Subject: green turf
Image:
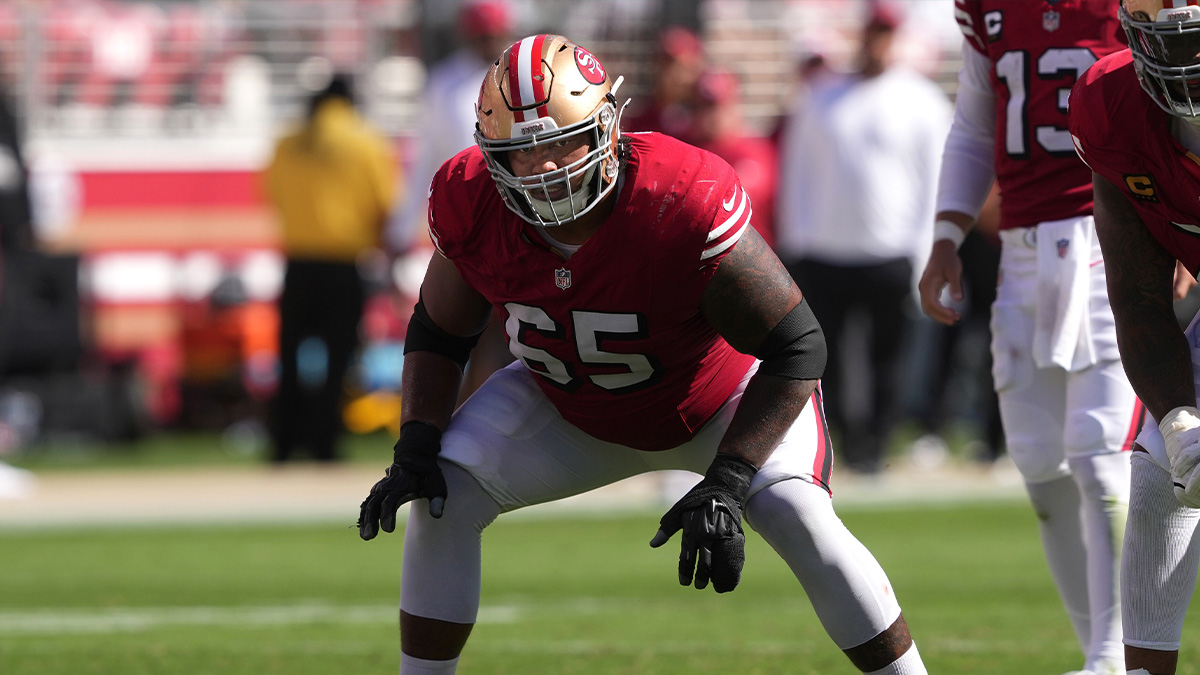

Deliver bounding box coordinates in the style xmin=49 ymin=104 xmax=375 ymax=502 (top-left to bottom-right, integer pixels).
xmin=7 ymin=431 xmax=395 ymax=472
xmin=3 ymin=502 xmax=1198 ymax=674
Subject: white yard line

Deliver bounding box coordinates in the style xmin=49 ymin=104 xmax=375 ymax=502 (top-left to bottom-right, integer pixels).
xmin=0 ymin=604 xmax=519 ymax=635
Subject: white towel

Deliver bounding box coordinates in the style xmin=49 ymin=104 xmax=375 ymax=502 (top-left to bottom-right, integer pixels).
xmin=1032 ymin=217 xmax=1096 ymax=371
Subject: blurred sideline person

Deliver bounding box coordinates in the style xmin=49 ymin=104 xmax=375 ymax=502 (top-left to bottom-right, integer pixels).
xmin=775 ymin=2 xmax=952 ymax=473
xmin=689 ymin=68 xmax=779 ymax=248
xmin=0 ymin=72 xmax=37 ymax=496
xmin=358 ymin=34 xmax=927 ymax=675
xmin=0 ymin=72 xmax=32 ymax=259
xmin=621 ymin=26 xmax=705 ymax=143
xmin=769 ymin=49 xmax=831 ymax=149
xmin=389 ymin=0 xmax=516 ymax=405
xmin=1069 ymin=1 xmax=1200 ymax=673
xmin=263 ymin=74 xmax=397 ymax=463
xmin=919 ymin=3 xmax=1137 ymax=673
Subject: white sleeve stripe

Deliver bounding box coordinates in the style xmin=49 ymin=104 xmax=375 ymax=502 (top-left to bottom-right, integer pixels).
xmin=427 ymin=226 xmax=445 ymax=256
xmin=955 ymin=8 xmax=975 ymax=37
xmin=701 ymin=221 xmax=749 ymax=261
xmin=707 ymin=189 xmax=749 ymax=242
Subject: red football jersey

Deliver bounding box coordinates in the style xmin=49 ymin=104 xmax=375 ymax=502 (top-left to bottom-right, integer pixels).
xmin=1069 ymin=51 xmax=1200 ymax=274
xmin=956 ymin=0 xmax=1125 ymax=229
xmin=426 ymin=132 xmax=757 ymax=451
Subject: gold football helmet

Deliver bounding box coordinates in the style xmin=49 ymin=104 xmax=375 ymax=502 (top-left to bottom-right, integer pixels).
xmin=474 ymin=34 xmax=626 ymax=226
xmin=1122 ymin=0 xmax=1200 ymax=117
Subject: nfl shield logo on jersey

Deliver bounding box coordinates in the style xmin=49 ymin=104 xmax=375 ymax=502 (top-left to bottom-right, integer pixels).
xmin=555 ymin=267 xmax=572 ymax=290
xmin=1056 ymin=239 xmax=1070 ymax=258
xmin=1043 ymin=9 xmax=1060 ymax=32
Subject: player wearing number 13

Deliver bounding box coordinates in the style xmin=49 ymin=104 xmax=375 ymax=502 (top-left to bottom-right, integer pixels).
xmin=918 ymin=2 xmax=1137 ymax=673
xmin=357 ymin=34 xmax=927 ymax=674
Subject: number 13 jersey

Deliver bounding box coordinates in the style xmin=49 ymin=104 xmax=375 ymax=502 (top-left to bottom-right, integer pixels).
xmin=426 ymin=132 xmax=757 ymax=451
xmin=955 ymin=0 xmax=1125 ymax=229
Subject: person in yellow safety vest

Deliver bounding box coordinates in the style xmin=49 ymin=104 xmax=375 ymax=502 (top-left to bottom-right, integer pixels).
xmin=263 ymin=73 xmax=398 ymax=463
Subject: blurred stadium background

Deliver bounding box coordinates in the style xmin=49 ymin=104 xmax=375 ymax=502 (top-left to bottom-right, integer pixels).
xmin=0 ymin=0 xmax=966 ymax=460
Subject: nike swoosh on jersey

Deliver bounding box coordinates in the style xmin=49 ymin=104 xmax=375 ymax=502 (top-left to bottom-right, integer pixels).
xmin=722 ymin=189 xmax=737 ymax=211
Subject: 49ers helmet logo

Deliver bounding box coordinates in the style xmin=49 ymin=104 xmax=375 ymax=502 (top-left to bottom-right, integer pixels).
xmin=574 ymin=46 xmax=606 ymax=85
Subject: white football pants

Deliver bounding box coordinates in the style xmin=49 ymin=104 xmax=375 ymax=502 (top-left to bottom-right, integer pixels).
xmin=401 ymin=361 xmax=902 ymax=652
xmin=992 ymin=221 xmax=1139 ymax=669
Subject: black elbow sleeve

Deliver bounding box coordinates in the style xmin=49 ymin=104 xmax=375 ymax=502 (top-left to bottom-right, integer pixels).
xmin=751 ymin=298 xmax=827 ymax=380
xmin=403 ymin=297 xmax=485 ymax=370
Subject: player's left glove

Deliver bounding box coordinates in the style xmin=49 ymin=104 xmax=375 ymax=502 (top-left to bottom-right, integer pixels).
xmin=649 ymin=453 xmax=757 ymax=593
xmin=1160 ymin=406 xmax=1200 ymax=509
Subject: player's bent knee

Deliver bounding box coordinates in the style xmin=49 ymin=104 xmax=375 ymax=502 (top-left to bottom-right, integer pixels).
xmin=1067 ymin=451 xmax=1130 ymax=501
xmin=1007 ymin=443 xmax=1070 ymax=484
xmin=411 ymin=461 xmax=500 ymax=534
xmin=744 ymin=477 xmax=828 ymax=540
xmin=746 ymin=478 xmax=902 ymax=649
xmin=401 ymin=463 xmax=501 ymax=626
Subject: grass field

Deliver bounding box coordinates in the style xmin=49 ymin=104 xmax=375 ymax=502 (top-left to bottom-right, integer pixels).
xmin=4 ymin=497 xmax=1199 ymax=674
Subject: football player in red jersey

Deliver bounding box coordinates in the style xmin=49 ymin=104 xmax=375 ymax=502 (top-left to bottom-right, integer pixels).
xmin=357 ymin=34 xmax=927 ymax=674
xmin=1069 ymin=1 xmax=1200 ymax=673
xmin=918 ymin=3 xmax=1139 ymax=673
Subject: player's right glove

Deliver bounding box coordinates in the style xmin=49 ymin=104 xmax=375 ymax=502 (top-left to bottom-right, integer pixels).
xmin=1160 ymin=406 xmax=1200 ymax=509
xmin=649 ymin=453 xmax=757 ymax=593
xmin=358 ymin=421 xmax=447 ymax=540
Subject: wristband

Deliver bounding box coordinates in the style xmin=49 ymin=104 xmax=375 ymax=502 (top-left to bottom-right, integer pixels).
xmin=393 ymin=420 xmax=443 ymax=462
xmin=933 ymin=219 xmax=968 ymax=249
xmin=706 ymin=454 xmax=758 ymax=504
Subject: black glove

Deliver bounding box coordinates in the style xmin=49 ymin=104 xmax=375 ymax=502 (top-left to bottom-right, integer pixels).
xmin=358 ymin=421 xmax=447 ymax=541
xmin=649 ymin=454 xmax=757 ymax=593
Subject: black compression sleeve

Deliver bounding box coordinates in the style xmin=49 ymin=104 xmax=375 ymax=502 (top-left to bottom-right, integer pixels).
xmin=751 ymin=298 xmax=827 ymax=380
xmin=403 ymin=297 xmax=485 ymax=369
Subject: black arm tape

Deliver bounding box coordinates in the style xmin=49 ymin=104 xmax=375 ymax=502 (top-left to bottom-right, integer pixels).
xmin=403 ymin=297 xmax=484 ymax=370
xmin=751 ymin=298 xmax=827 ymax=380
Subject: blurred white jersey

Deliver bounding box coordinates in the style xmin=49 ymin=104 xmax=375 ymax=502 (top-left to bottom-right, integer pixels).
xmin=386 ymin=49 xmax=493 ymax=252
